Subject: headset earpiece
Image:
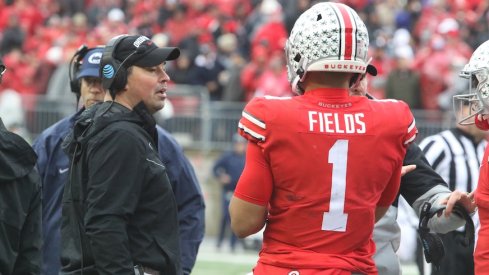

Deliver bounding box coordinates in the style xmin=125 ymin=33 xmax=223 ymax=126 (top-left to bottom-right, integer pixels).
xmin=418 ymin=202 xmax=475 ymax=270
xmin=69 ymin=45 xmax=89 ymax=96
xmin=101 ymin=35 xmax=127 ymax=97
xmin=418 ymin=202 xmax=445 ymax=269
xmin=101 ymin=34 xmax=149 ymax=98
xmin=418 ymin=223 xmax=445 ymax=267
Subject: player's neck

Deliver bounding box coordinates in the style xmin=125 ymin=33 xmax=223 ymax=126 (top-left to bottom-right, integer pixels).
xmin=303 ymin=72 xmax=352 ymax=92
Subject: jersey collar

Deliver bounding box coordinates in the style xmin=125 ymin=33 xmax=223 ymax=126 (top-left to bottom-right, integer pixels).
xmin=304 ymin=88 xmax=350 ymax=99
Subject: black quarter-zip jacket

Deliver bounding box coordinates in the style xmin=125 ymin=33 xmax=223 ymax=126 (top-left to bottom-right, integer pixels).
xmin=60 ymin=102 xmax=181 ymax=274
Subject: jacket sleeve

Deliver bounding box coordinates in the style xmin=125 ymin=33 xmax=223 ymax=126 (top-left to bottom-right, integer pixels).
xmin=13 ymin=170 xmax=42 ymax=275
xmin=400 ymin=143 xmax=465 ymax=233
xmin=399 ymin=142 xmax=448 ymax=206
xmin=84 ymin=131 xmax=145 ymax=274
xmin=32 ymin=136 xmax=48 ymax=187
xmin=157 ymin=128 xmax=205 ymax=275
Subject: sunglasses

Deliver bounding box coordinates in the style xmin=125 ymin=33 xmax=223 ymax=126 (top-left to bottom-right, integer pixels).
xmin=0 ymin=65 xmax=5 ymax=76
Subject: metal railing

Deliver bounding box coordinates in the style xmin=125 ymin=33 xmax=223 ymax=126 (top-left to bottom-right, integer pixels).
xmin=5 ymin=85 xmax=455 ymax=151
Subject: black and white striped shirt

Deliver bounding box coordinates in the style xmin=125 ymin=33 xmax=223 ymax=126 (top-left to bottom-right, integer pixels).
xmin=419 ymin=128 xmax=486 ymax=193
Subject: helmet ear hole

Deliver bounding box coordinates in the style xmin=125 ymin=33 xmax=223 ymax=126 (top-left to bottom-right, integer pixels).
xmin=294 ymin=54 xmax=301 ymax=63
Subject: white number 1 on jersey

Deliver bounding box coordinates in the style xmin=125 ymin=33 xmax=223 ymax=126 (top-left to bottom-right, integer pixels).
xmin=322 ymin=139 xmax=348 ymax=232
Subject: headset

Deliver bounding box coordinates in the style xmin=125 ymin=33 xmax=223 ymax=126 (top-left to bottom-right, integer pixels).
xmin=418 ymin=201 xmax=475 ymax=269
xmin=69 ymin=44 xmax=90 ymax=98
xmin=69 ymin=45 xmax=106 ymax=105
xmin=101 ymin=34 xmax=149 ymax=98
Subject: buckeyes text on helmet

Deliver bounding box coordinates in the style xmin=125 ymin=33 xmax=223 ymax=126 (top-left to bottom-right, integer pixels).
xmin=285 ymin=2 xmax=369 ymax=94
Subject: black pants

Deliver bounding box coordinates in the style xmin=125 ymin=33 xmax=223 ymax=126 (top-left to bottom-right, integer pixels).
xmin=417 ymin=231 xmax=474 ymax=275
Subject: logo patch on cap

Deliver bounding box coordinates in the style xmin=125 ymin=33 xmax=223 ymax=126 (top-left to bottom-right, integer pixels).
xmin=87 ymin=52 xmax=102 ymax=64
xmin=133 ymin=36 xmax=150 ymax=48
xmin=103 ymin=64 xmax=115 ymax=79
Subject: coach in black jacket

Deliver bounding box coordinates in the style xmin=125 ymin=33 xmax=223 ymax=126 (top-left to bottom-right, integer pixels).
xmin=0 ymin=119 xmax=42 ymax=275
xmin=61 ymin=35 xmax=182 ymax=274
xmin=0 ymin=58 xmax=42 ymax=274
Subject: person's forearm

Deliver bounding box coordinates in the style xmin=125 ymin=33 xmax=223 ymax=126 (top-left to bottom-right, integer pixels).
xmin=229 ymin=196 xmax=267 ymax=238
xmin=412 ymin=186 xmax=465 ymax=233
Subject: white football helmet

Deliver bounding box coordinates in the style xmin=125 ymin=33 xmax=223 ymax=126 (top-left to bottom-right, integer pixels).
xmin=285 ymin=2 xmax=369 ymax=94
xmin=453 ymin=40 xmax=489 ymax=125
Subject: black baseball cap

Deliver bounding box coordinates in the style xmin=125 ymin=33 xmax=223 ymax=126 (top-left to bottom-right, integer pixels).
xmin=113 ymin=35 xmax=180 ymax=67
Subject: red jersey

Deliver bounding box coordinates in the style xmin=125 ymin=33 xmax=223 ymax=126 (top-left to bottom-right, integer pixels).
xmin=475 ymin=147 xmax=489 ymax=274
xmin=235 ymin=88 xmax=417 ymax=274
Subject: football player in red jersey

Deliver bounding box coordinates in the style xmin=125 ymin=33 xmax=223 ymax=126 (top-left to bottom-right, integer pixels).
xmin=453 ymin=39 xmax=489 ymax=275
xmin=229 ymin=2 xmax=417 ymax=275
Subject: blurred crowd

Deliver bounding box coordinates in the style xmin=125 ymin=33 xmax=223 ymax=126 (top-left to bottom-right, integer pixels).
xmin=0 ymin=0 xmax=489 ymax=113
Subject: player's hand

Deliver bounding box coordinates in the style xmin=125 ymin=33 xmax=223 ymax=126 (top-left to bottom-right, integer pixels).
xmin=439 ymin=190 xmax=477 ymax=217
xmin=401 ymin=164 xmax=416 ymax=176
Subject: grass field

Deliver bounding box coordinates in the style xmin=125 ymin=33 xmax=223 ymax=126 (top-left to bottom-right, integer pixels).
xmin=192 ymin=236 xmax=420 ymax=275
xmin=191 ymin=237 xmax=257 ymax=275
xmin=192 ymin=261 xmax=253 ymax=275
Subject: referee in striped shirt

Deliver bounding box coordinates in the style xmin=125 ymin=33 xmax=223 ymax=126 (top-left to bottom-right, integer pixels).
xmin=419 ymin=103 xmax=487 ymax=275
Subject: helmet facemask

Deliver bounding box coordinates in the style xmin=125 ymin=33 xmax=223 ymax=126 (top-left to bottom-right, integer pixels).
xmin=454 ymin=68 xmax=489 ymax=125
xmin=454 ymin=40 xmax=489 ymax=125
